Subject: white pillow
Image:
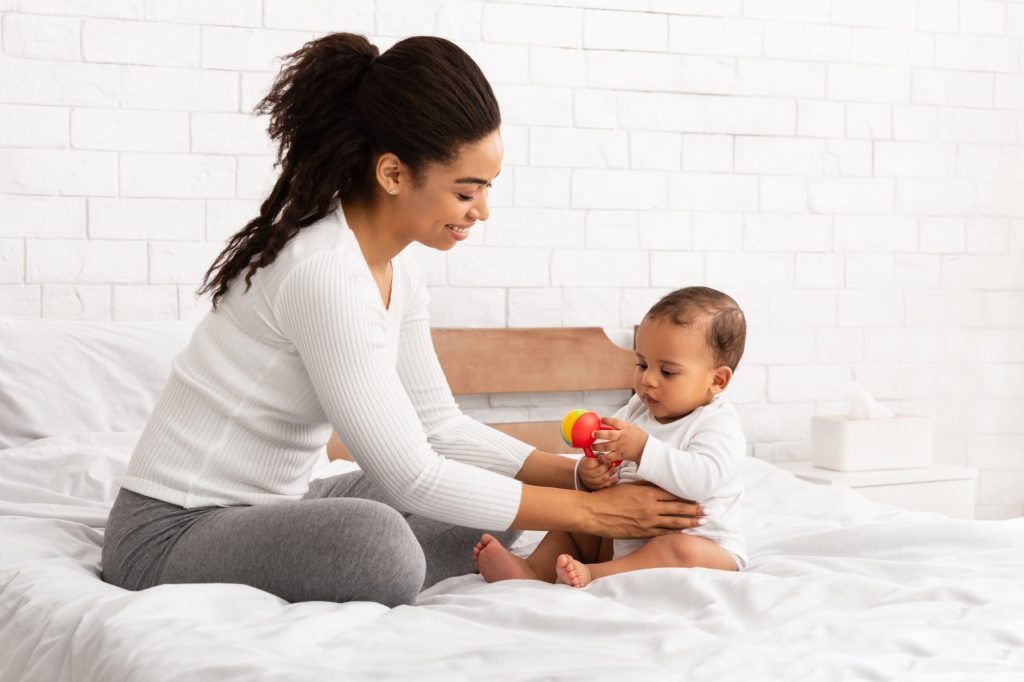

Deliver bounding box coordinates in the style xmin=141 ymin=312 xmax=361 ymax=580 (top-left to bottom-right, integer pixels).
xmin=0 ymin=318 xmax=198 ymax=448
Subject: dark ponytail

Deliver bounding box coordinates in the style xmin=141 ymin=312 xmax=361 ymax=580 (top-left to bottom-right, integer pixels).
xmin=197 ymin=33 xmax=501 ymax=309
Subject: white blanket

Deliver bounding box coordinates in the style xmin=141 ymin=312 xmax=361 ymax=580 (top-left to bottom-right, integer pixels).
xmin=1 ymin=432 xmax=1023 ymax=681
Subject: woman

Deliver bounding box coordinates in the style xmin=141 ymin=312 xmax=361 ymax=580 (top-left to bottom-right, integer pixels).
xmin=101 ymin=33 xmax=705 ymax=607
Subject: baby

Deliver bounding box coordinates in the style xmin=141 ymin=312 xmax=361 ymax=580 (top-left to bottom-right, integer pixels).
xmin=474 ymin=286 xmax=748 ymax=587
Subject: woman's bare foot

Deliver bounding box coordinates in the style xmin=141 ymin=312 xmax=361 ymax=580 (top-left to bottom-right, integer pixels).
xmin=555 ymin=553 xmax=593 ymax=588
xmin=473 ymin=533 xmax=538 ymax=583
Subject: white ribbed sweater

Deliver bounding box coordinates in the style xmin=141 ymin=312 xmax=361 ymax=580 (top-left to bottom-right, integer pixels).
xmin=120 ymin=206 xmax=531 ymax=530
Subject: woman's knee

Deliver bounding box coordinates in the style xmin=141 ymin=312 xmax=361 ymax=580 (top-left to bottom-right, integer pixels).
xmin=174 ymin=498 xmax=426 ymax=607
xmin=340 ymin=500 xmax=425 ymax=606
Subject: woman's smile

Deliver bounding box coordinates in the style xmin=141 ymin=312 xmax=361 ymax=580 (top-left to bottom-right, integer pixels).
xmin=446 ymin=222 xmax=474 ymax=240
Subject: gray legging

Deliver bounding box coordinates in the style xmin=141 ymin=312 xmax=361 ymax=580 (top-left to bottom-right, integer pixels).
xmin=101 ymin=470 xmax=519 ymax=607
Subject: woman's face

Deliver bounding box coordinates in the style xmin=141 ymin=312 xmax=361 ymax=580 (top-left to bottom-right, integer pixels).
xmin=393 ymin=130 xmax=503 ymax=251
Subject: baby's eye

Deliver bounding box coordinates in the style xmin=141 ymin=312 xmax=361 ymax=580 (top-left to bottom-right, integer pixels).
xmin=634 ymin=363 xmax=647 ymax=370
xmin=661 ymin=371 xmax=676 ymax=378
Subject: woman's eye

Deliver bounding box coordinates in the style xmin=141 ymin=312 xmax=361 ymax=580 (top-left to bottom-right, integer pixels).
xmin=456 ymin=193 xmax=473 ymax=201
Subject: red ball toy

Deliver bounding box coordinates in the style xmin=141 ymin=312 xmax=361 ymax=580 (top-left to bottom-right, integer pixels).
xmin=561 ymin=409 xmax=622 ymax=467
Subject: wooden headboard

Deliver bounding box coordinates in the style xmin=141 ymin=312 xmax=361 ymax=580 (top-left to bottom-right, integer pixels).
xmin=327 ymin=327 xmax=635 ymax=460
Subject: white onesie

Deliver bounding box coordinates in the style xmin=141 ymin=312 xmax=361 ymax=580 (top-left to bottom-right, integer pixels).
xmin=608 ymin=393 xmax=748 ymax=570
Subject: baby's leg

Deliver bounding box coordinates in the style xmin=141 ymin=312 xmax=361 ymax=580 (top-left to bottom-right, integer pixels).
xmin=556 ymin=535 xmax=736 ymax=588
xmin=555 ymin=536 xmax=613 ymax=588
xmin=474 ymin=530 xmax=603 ymax=583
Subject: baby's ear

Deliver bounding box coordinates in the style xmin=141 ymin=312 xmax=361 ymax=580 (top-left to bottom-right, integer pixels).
xmin=710 ymin=366 xmax=733 ymax=394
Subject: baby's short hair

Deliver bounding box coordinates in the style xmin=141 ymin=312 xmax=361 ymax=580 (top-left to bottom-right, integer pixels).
xmin=645 ymin=286 xmax=746 ymax=371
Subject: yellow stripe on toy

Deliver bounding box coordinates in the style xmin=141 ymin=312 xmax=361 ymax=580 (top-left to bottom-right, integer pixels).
xmin=561 ymin=409 xmax=588 ymax=447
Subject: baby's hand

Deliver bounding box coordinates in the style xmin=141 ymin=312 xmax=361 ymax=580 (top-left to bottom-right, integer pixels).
xmin=592 ymin=417 xmax=649 ymax=464
xmin=577 ymin=455 xmax=618 ymax=491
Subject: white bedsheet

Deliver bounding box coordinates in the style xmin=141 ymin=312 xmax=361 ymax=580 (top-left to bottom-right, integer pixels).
xmin=1 ymin=432 xmax=1023 ymax=681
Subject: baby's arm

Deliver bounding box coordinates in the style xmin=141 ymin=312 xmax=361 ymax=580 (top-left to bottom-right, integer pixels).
xmin=636 ymin=417 xmax=745 ymax=502
xmin=634 ymin=435 xmax=737 ymax=501
xmin=595 ymin=410 xmax=745 ymax=502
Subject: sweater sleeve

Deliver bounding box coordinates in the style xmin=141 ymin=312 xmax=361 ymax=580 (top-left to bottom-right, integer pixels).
xmin=394 ymin=258 xmax=534 ymax=477
xmin=273 ymin=249 xmax=523 ymax=529
xmin=634 ymin=407 xmax=747 ymax=502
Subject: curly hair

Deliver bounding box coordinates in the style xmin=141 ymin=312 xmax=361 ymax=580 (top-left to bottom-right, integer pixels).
xmin=197 ymin=33 xmax=501 ymax=309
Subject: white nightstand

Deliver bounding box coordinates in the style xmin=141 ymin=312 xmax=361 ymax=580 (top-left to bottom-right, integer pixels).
xmin=776 ymin=461 xmax=978 ymax=519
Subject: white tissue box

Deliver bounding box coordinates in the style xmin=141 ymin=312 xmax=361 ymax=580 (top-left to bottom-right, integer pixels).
xmin=811 ymin=415 xmax=933 ymax=472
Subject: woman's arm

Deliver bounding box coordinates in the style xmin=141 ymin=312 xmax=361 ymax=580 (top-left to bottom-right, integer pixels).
xmin=512 ymin=482 xmax=707 ymax=537
xmin=276 ymin=250 xmax=523 ymax=530
xmin=393 ymin=258 xmax=534 ymax=476
xmin=326 ymin=431 xmax=353 ymax=461
xmin=322 ymin=432 xmax=704 ymax=535
xmin=513 ymin=402 xmax=637 ymax=490
xmin=513 ymin=449 xmax=576 ymax=489
xmin=324 ymin=436 xmax=576 ymax=491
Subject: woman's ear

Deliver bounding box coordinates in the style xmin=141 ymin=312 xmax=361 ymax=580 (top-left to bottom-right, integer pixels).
xmin=374 ymin=152 xmax=404 ymax=195
xmin=709 ymin=366 xmax=733 ymax=395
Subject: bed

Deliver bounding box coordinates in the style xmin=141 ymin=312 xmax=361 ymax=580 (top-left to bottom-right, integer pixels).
xmin=1 ymin=318 xmax=1022 ymax=681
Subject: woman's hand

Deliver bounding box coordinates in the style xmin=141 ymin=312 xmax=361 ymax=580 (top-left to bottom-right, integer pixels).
xmin=581 ymin=481 xmax=706 ymax=539
xmin=577 ymin=456 xmax=618 ymax=491
xmin=592 ymin=416 xmax=649 ymax=464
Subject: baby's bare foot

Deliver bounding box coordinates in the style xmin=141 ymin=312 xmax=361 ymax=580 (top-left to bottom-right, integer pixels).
xmin=474 ymin=533 xmax=537 ymax=583
xmin=472 ymin=535 xmax=487 ymax=569
xmin=555 ymin=553 xmax=592 ymax=588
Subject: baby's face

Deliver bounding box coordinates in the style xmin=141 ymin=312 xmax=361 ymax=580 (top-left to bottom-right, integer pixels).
xmin=633 ymin=316 xmax=724 ymax=424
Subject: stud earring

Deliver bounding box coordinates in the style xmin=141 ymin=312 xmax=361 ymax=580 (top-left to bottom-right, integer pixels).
xmin=388 ymin=188 xmax=398 ymax=195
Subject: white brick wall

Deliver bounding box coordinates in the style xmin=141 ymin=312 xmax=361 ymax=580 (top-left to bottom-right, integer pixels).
xmin=1 ymin=0 xmax=1021 ymax=518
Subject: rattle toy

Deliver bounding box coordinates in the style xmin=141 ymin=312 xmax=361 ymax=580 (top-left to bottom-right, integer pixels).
xmin=561 ymin=409 xmax=621 ymax=467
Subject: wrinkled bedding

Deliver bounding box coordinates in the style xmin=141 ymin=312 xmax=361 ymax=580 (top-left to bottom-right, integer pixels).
xmin=1 ymin=431 xmax=1023 ymax=681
